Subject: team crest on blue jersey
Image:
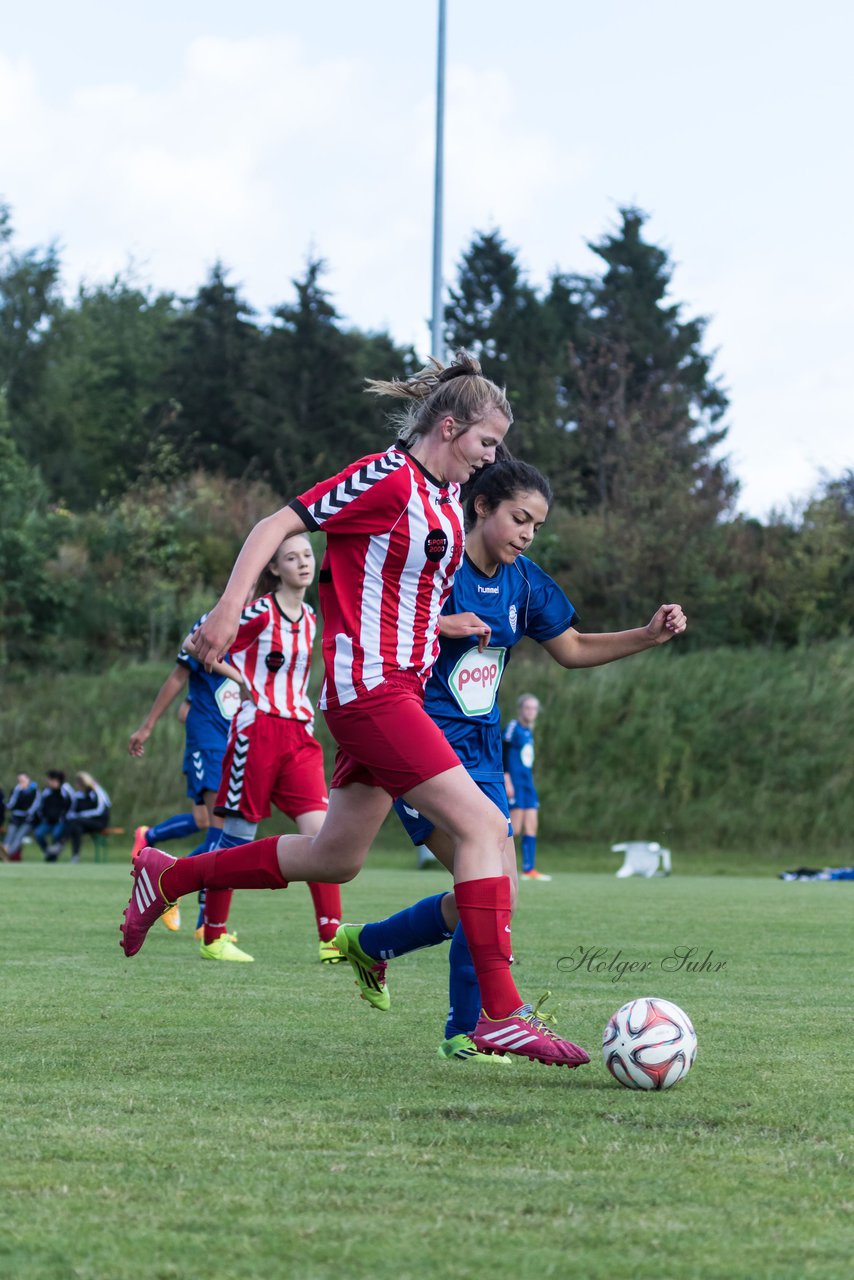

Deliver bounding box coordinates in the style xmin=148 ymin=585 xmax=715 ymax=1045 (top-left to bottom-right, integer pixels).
xmin=509 ymin=604 xmax=518 ymax=634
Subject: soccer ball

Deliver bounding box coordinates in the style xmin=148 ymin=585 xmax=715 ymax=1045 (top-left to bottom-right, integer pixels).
xmin=603 ymin=997 xmax=697 ymax=1090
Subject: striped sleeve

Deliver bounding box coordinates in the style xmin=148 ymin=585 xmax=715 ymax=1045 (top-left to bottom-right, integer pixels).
xmin=290 ymin=449 xmax=407 ymax=533
xmin=228 ymin=597 xmax=272 ymax=656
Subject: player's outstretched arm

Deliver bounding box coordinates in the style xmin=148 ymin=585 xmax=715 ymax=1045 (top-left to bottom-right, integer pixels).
xmin=439 ymin=611 xmax=492 ymax=652
xmin=541 ymin=603 xmax=687 ymax=669
xmin=190 ymin=506 xmax=308 ymax=665
xmin=208 ymin=659 xmax=243 ymax=684
xmin=128 ymin=665 xmax=190 ymax=756
xmin=206 ymin=658 xmax=251 ymax=704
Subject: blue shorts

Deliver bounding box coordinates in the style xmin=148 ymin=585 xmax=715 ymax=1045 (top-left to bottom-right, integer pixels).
xmin=507 ymin=772 xmax=539 ymax=810
xmin=393 ymin=777 xmax=512 ymax=847
xmin=183 ymin=745 xmax=226 ymax=803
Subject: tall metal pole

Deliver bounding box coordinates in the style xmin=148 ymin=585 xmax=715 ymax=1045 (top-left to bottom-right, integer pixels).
xmin=430 ymin=0 xmax=447 ymax=359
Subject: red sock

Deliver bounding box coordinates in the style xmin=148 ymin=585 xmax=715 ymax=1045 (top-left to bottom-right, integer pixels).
xmin=160 ymin=836 xmax=287 ymax=899
xmin=308 ymin=882 xmax=342 ymax=943
xmin=455 ymin=876 xmax=522 ymax=1020
xmin=203 ymin=889 xmax=233 ymax=946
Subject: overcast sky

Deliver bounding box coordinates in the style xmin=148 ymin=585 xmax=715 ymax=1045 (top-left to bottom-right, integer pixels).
xmin=2 ymin=1 xmax=851 ymax=516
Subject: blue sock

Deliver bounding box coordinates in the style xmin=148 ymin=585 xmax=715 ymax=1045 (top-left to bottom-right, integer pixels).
xmin=214 ymin=829 xmax=251 ymax=851
xmin=188 ymin=827 xmax=224 ymax=858
xmin=359 ymin=894 xmax=453 ymax=961
xmin=445 ymin=923 xmax=482 ymax=1040
xmin=187 ymin=829 xmax=223 ymax=928
xmin=522 ymin=834 xmax=537 ymax=872
xmin=191 ymin=828 xmax=241 ymax=926
xmin=147 ymin=812 xmax=200 ymax=844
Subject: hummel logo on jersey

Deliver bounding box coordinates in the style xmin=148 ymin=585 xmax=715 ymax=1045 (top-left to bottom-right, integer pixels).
xmin=477 ymin=585 xmax=499 ymax=594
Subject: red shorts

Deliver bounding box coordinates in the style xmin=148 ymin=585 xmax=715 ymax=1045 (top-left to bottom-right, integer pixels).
xmin=324 ymin=671 xmax=462 ymax=799
xmin=215 ymin=705 xmax=328 ymax=823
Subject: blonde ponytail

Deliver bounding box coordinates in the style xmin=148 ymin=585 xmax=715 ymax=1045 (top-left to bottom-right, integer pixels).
xmin=366 ymin=348 xmax=512 ymax=446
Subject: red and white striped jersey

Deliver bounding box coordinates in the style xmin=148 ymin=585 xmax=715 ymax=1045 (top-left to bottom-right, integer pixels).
xmin=228 ymin=594 xmax=316 ymax=722
xmin=290 ymin=445 xmax=464 ymax=709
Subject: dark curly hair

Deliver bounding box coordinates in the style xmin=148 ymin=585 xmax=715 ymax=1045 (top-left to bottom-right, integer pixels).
xmin=463 ymin=457 xmax=553 ymax=532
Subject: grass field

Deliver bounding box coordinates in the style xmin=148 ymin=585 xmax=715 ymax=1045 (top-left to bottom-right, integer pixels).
xmin=2 ymin=854 xmax=852 ymax=1280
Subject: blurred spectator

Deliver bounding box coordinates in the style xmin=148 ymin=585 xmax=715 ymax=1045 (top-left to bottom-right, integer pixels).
xmin=503 ymin=693 xmax=550 ymax=881
xmin=2 ymin=772 xmax=39 ymax=861
xmin=63 ymin=771 xmax=112 ymax=863
xmin=33 ymin=771 xmax=74 ymax=861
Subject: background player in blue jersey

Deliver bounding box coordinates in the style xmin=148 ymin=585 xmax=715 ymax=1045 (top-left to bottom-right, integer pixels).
xmin=334 ymin=457 xmax=687 ymax=1060
xmin=503 ymin=692 xmax=549 ymax=880
xmin=128 ymin=618 xmax=243 ymax=939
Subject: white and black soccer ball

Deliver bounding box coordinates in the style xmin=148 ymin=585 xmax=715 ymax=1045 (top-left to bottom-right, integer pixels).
xmin=603 ymin=997 xmax=697 ymax=1090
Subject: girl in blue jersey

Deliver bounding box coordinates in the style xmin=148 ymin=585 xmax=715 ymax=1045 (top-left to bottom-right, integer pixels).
xmin=128 ymin=622 xmax=244 ymax=940
xmin=503 ymin=692 xmax=549 ymax=880
xmin=334 ymin=458 xmax=687 ymax=1061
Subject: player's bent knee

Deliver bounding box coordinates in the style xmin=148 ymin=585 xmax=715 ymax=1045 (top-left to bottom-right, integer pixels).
xmin=332 ymin=860 xmax=363 ymax=884
xmin=309 ymin=843 xmax=366 ymax=883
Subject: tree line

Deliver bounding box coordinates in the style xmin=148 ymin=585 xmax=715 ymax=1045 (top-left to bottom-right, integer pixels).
xmin=1 ymin=200 xmax=851 ymax=666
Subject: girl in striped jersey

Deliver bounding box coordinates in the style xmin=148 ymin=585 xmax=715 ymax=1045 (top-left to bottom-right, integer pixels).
xmin=206 ymin=532 xmax=344 ymax=964
xmin=121 ymin=351 xmax=589 ymax=1069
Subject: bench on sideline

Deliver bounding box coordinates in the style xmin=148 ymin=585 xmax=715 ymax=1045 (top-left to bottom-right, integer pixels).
xmin=91 ymin=827 xmax=126 ymax=863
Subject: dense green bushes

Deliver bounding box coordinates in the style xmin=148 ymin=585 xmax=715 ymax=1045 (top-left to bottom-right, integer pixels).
xmin=5 ymin=642 xmax=851 ymax=857
xmin=500 ymin=639 xmax=853 ymax=853
xmin=4 ymin=201 xmax=853 ymax=667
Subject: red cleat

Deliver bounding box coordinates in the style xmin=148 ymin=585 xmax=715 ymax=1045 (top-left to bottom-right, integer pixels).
xmin=471 ymin=993 xmax=590 ymax=1067
xmin=119 ymin=847 xmax=177 ymax=957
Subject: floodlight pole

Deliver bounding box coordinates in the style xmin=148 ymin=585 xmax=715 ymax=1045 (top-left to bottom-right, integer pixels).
xmin=430 ymin=0 xmax=447 ymax=359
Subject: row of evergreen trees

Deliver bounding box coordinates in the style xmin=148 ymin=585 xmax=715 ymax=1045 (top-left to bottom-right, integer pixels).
xmin=1 ymin=201 xmax=851 ymax=665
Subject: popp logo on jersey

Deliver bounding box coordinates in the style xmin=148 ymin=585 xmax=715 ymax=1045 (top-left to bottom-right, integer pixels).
xmin=448 ymin=646 xmax=507 ymax=716
xmin=215 ymin=679 xmax=243 ymax=720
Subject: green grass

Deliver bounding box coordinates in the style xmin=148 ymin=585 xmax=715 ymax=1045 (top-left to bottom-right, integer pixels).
xmin=2 ymin=861 xmax=851 ymax=1279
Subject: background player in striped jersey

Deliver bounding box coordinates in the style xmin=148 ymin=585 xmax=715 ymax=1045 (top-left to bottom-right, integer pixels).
xmin=128 ymin=627 xmax=244 ymax=935
xmin=202 ymin=531 xmax=344 ymax=964
xmin=121 ymin=351 xmax=592 ymax=1069
xmin=503 ymin=693 xmax=548 ymax=880
xmin=332 ymin=458 xmax=686 ymax=1061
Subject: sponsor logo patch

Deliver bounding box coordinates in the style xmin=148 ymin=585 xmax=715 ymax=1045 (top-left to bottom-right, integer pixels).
xmin=448 ymin=645 xmax=506 ymax=716
xmin=424 ymin=529 xmax=449 ymax=562
xmin=215 ymin=679 xmax=242 ymax=720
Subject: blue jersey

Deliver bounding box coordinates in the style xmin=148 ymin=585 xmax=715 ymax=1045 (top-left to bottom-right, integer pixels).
xmin=503 ymin=719 xmax=536 ymax=779
xmin=176 ymin=616 xmax=242 ymax=754
xmin=424 ymin=553 xmax=575 ymax=781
